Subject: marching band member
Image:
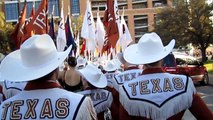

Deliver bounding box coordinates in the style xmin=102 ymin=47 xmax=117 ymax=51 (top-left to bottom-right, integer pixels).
xmin=62 ymin=56 xmax=83 ymax=92
xmin=0 ymin=34 xmax=97 ymax=120
xmin=119 ymin=32 xmax=213 ymax=120
xmin=108 ymin=53 xmax=142 ymax=120
xmin=78 ymin=63 xmax=116 ymax=120
xmin=1 ymin=80 xmax=27 ymax=99
xmin=117 ymin=52 xmax=139 ymax=71
xmin=103 ymin=60 xmax=120 ymax=88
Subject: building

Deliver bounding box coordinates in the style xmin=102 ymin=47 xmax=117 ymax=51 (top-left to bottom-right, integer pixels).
xmin=2 ymin=0 xmax=174 ymax=42
xmin=2 ymin=0 xmax=60 ymax=22
xmin=87 ymin=0 xmax=174 ymax=42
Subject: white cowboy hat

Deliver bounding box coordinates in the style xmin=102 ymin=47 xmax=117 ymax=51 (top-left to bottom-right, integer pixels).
xmin=124 ymin=32 xmax=175 ymax=65
xmin=0 ymin=34 xmax=72 ymax=82
xmin=77 ymin=56 xmax=87 ymax=68
xmin=103 ymin=60 xmax=118 ymax=72
xmin=112 ymin=58 xmax=122 ymax=69
xmin=78 ymin=63 xmax=107 ymax=88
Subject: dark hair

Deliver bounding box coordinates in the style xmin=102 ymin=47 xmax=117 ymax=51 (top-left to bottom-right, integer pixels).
xmin=68 ymin=56 xmax=77 ymax=67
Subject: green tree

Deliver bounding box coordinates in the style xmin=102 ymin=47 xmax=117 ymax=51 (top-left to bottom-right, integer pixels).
xmin=0 ymin=12 xmax=14 ymax=54
xmin=71 ymin=15 xmax=83 ymax=34
xmin=154 ymin=0 xmax=213 ymax=61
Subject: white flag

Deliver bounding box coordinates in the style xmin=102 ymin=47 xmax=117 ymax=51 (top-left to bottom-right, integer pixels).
xmin=81 ymin=0 xmax=96 ymax=52
xmin=114 ymin=0 xmax=120 ymax=24
xmin=75 ymin=32 xmax=80 ymax=56
xmin=56 ymin=7 xmax=66 ymax=52
xmin=119 ymin=9 xmax=132 ymax=51
xmin=114 ymin=0 xmax=122 ymax=53
xmin=95 ymin=10 xmax=105 ymax=53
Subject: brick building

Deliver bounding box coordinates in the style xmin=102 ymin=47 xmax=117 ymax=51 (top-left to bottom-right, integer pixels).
xmin=1 ymin=0 xmax=174 ymax=42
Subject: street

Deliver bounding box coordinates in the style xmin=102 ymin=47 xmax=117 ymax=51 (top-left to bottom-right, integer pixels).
xmin=195 ymin=75 xmax=213 ymax=112
xmin=182 ymin=74 xmax=213 ymax=120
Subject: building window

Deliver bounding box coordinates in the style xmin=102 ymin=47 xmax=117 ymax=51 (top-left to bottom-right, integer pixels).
xmin=91 ymin=1 xmax=106 ymax=11
xmin=124 ymin=16 xmax=128 ymax=25
xmin=132 ymin=1 xmax=147 ymax=9
xmin=71 ymin=0 xmax=80 ymax=15
xmin=152 ymin=0 xmax=167 ymax=7
xmin=20 ymin=1 xmax=34 ymax=19
xmin=4 ymin=1 xmax=18 ymax=22
xmin=118 ymin=1 xmax=128 ymax=9
xmin=134 ymin=15 xmax=148 ymax=42
xmin=49 ymin=0 xmax=59 ymax=17
xmin=4 ymin=0 xmax=59 ymax=22
xmin=91 ymin=0 xmax=128 ymax=11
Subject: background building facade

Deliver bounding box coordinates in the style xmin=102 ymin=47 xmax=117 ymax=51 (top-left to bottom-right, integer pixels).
xmin=2 ymin=0 xmax=174 ymax=42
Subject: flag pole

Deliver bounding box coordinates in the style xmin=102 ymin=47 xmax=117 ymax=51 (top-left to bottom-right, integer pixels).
xmin=52 ymin=5 xmax=55 ymax=16
xmin=33 ymin=0 xmax=35 ymax=12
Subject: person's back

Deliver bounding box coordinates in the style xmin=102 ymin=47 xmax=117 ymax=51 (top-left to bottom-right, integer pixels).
xmin=119 ymin=32 xmax=213 ymax=120
xmin=77 ymin=64 xmax=116 ymax=120
xmin=63 ymin=57 xmax=83 ymax=92
xmin=0 ymin=34 xmax=97 ymax=120
xmin=79 ymin=88 xmax=113 ymax=120
xmin=119 ymin=71 xmax=196 ymax=119
xmin=0 ymin=81 xmax=95 ymax=119
xmin=112 ymin=52 xmax=142 ymax=117
xmin=1 ymin=81 xmax=27 ymax=99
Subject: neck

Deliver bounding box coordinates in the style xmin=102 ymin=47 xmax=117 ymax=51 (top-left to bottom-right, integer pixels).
xmin=143 ymin=60 xmax=162 ymax=69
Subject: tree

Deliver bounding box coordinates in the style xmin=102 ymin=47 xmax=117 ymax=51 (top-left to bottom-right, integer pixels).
xmin=154 ymin=0 xmax=213 ymax=61
xmin=0 ymin=12 xmax=14 ymax=55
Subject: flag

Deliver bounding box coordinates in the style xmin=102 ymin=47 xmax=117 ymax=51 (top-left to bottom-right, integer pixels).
xmin=23 ymin=0 xmax=48 ymax=41
xmin=102 ymin=0 xmax=119 ymax=54
xmin=21 ymin=1 xmax=35 ymax=42
xmin=80 ymin=39 xmax=86 ymax=55
xmin=25 ymin=1 xmax=35 ymax=26
xmin=56 ymin=6 xmax=66 ymax=52
xmin=119 ymin=9 xmax=132 ymax=51
xmin=114 ymin=0 xmax=120 ymax=24
xmin=48 ymin=6 xmax=55 ymax=41
xmin=11 ymin=0 xmax=27 ymax=49
xmin=48 ymin=16 xmax=55 ymax=40
xmin=95 ymin=10 xmax=105 ymax=54
xmin=81 ymin=0 xmax=96 ymax=53
xmin=65 ymin=15 xmax=76 ymax=56
xmin=75 ymin=31 xmax=80 ymax=56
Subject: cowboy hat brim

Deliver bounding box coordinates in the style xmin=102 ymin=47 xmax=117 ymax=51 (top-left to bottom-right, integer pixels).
xmin=103 ymin=66 xmax=117 ymax=72
xmin=0 ymin=46 xmax=72 ymax=82
xmin=123 ymin=40 xmax=175 ymax=65
xmin=78 ymin=68 xmax=107 ymax=88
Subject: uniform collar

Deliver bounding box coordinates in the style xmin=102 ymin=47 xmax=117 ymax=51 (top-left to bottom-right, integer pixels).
xmin=142 ymin=68 xmax=165 ymax=75
xmin=124 ymin=66 xmax=139 ymax=71
xmin=24 ymin=80 xmax=62 ymax=90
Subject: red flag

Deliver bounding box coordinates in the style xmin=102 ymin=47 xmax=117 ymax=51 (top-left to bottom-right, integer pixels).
xmin=80 ymin=39 xmax=86 ymax=55
xmin=25 ymin=2 xmax=35 ymax=26
xmin=102 ymin=0 xmax=119 ymax=54
xmin=23 ymin=0 xmax=48 ymax=42
xmin=20 ymin=2 xmax=35 ymax=43
xmin=11 ymin=1 xmax=27 ymax=49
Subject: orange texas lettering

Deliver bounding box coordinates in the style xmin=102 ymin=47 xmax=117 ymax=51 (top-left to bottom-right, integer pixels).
xmin=1 ymin=98 xmax=70 ymax=119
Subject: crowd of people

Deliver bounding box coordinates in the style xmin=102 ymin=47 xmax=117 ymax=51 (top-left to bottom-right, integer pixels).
xmin=0 ymin=33 xmax=212 ymax=120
